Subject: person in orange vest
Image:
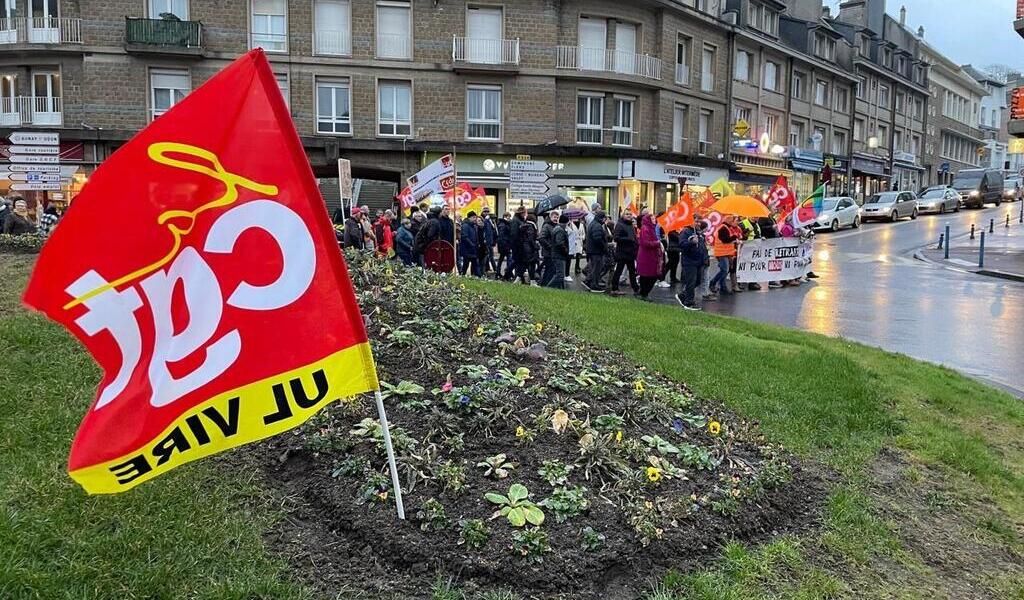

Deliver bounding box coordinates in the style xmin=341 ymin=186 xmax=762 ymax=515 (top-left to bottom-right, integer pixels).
xmin=709 ymin=216 xmax=741 ymax=296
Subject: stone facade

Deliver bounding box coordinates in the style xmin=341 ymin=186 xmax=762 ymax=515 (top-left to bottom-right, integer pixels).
xmin=919 ymin=43 xmax=986 ymax=187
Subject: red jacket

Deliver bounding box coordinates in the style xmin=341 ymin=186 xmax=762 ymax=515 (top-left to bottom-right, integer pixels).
xmin=374 ymin=217 xmax=394 ymax=255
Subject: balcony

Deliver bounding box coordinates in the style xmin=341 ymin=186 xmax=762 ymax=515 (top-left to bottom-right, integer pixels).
xmin=452 ymin=36 xmax=520 ymax=70
xmin=0 ymin=17 xmax=82 ymax=45
xmin=0 ymin=96 xmax=62 ymax=127
xmin=556 ymin=46 xmax=662 ymax=81
xmin=125 ymin=17 xmax=201 ymax=54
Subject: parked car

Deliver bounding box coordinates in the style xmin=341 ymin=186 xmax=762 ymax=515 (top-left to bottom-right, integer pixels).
xmin=916 ymin=186 xmax=960 ymax=214
xmin=1003 ymin=176 xmax=1022 ymax=203
xmin=812 ymin=197 xmax=861 ymax=231
xmin=861 ymin=191 xmax=919 ymax=222
xmin=951 ymin=168 xmax=1004 ymax=208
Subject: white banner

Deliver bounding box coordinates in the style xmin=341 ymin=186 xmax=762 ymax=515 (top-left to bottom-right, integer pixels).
xmin=736 ymin=238 xmax=813 ymax=283
xmin=408 ymin=154 xmax=456 ymax=202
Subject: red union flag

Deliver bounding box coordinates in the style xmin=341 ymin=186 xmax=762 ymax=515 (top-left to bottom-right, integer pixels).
xmin=22 ymin=50 xmax=379 ymax=494
xmin=767 ymin=175 xmax=796 ymax=215
xmin=657 ymin=192 xmax=695 ymax=233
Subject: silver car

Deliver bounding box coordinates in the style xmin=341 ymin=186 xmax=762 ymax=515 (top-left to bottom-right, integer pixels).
xmin=861 ymin=191 xmax=919 ymax=222
xmin=812 ymin=197 xmax=861 ymax=231
xmin=916 ymin=187 xmax=959 ymax=214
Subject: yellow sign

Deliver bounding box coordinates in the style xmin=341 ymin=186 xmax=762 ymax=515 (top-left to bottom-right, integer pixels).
xmin=515 ymin=154 xmax=531 ymax=160
xmin=1010 ymin=138 xmax=1024 ymax=154
xmin=824 ymin=156 xmax=836 ymax=167
xmin=733 ymin=119 xmax=751 ymax=138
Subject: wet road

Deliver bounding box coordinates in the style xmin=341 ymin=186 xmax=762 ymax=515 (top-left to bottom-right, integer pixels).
xmin=698 ymin=203 xmax=1024 ymax=396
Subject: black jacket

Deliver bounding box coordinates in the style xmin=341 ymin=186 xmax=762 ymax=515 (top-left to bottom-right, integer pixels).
xmin=666 ymin=230 xmax=681 ymax=254
xmin=585 ymin=217 xmax=607 ymax=255
xmin=342 ymin=217 xmax=363 ymax=250
xmin=414 ymin=215 xmax=441 ymax=254
xmin=496 ymin=218 xmax=512 ymax=252
xmin=678 ymin=226 xmax=706 ymax=267
xmin=438 ymin=216 xmax=455 ymax=245
xmin=551 ymin=224 xmax=570 ymax=261
xmin=538 ymin=219 xmax=556 ymax=258
xmin=518 ymin=220 xmax=539 ymax=262
xmin=613 ymin=218 xmax=638 ymax=261
xmin=509 ymin=214 xmax=525 ymax=258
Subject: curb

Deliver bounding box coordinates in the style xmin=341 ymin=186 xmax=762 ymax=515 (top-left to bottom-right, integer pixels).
xmin=976 ymin=269 xmax=1024 ymax=283
xmin=913 ymin=250 xmax=1024 ymax=283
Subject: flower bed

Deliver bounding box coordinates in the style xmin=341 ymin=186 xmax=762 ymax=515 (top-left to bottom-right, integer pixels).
xmin=0 ymin=234 xmax=43 ymax=254
xmin=253 ymin=253 xmax=824 ymax=599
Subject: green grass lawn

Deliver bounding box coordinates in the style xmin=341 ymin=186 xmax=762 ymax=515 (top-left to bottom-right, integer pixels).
xmin=468 ymin=280 xmax=1024 ymax=600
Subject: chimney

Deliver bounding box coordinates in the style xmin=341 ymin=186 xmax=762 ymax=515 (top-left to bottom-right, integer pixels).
xmin=917 ymin=25 xmax=924 ymax=39
xmin=899 ymin=5 xmax=906 ymax=26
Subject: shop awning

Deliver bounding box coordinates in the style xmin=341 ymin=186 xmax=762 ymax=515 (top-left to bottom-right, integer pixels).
xmin=892 ymin=161 xmax=925 ymax=172
xmin=790 ymin=157 xmax=824 ymax=172
xmin=733 ymin=163 xmax=794 ymax=178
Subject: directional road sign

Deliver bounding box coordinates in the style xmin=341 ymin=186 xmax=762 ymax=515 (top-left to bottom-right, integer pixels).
xmin=9 ymin=132 xmax=59 ymax=145
xmin=9 ymin=154 xmax=59 ymax=164
xmin=509 ymin=159 xmax=548 ymax=172
xmin=8 ymin=145 xmax=59 ymax=155
xmin=11 ymin=182 xmax=61 ymax=191
xmin=6 ymin=164 xmax=61 ymax=173
xmin=509 ymin=170 xmax=551 ymax=183
xmin=509 ymin=182 xmax=550 ymax=195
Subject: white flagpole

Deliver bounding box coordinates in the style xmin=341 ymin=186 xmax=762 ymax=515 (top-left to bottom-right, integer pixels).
xmin=374 ymin=389 xmax=406 ymax=520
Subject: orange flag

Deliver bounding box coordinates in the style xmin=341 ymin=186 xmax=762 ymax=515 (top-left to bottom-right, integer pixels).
xmin=657 ymin=192 xmax=695 ymax=233
xmin=22 ymin=50 xmax=380 ymax=494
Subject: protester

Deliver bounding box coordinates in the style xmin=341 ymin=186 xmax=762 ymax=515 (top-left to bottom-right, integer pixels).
xmin=394 ymin=218 xmax=414 ymax=266
xmin=709 ymin=215 xmax=739 ymax=296
xmin=611 ymin=209 xmax=639 ymax=296
xmin=756 ymin=216 xmax=784 ymax=289
xmin=497 ymin=211 xmax=513 ymax=280
xmin=636 ymin=212 xmax=664 ymax=301
xmin=359 ymin=205 xmax=376 ymax=251
xmin=410 ymin=212 xmax=427 ymax=265
xmin=374 ymin=210 xmax=394 ymax=258
xmin=583 ymin=210 xmax=608 ymax=293
xmin=342 ymin=207 xmax=365 ymax=250
xmin=438 ymin=206 xmax=455 ymax=248
xmin=675 ymin=220 xmax=706 ymax=310
xmin=459 ymin=211 xmax=481 ymax=276
xmin=660 ymin=227 xmax=681 ymax=286
xmin=481 ymin=206 xmax=498 ymax=274
xmin=509 ymin=206 xmax=526 ymax=281
xmin=37 ymin=204 xmax=60 ymax=238
xmin=413 ymin=207 xmax=443 ymax=265
xmin=538 ymin=210 xmax=558 ymax=286
xmin=516 ymin=212 xmax=539 ymax=285
xmin=546 ymin=214 xmax=570 ymax=289
xmin=584 ymin=202 xmax=601 ymax=228
xmin=567 ymin=217 xmax=585 ymax=280
xmin=697 ymin=221 xmax=714 ymax=300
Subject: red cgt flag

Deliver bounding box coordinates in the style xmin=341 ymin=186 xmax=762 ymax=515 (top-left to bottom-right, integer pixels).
xmin=767 ymin=175 xmax=796 ymax=215
xmin=22 ymin=50 xmax=379 ymax=494
xmin=657 ymin=192 xmax=695 ymax=233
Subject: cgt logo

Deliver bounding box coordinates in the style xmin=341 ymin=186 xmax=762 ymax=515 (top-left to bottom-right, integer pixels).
xmin=64 ymin=143 xmax=316 ymax=412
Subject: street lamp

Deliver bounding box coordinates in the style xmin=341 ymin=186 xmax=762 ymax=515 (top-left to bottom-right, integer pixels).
xmin=868 ymin=136 xmax=879 ymax=149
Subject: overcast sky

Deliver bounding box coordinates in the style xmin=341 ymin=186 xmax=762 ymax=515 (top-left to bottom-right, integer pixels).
xmin=825 ymin=0 xmax=1024 ymax=73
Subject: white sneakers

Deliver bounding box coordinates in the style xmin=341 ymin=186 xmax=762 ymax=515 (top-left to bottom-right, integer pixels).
xmin=564 ymin=276 xmax=574 ymax=282
xmin=655 ymin=281 xmax=671 ymax=288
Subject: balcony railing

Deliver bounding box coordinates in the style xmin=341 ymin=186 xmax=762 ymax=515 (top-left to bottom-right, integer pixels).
xmin=452 ymin=36 xmax=519 ymax=65
xmin=250 ymin=31 xmax=286 ymax=53
xmin=314 ymin=28 xmax=351 ymax=55
xmin=0 ymin=17 xmax=82 ymax=44
xmin=556 ymin=46 xmax=662 ymax=80
xmin=0 ymin=96 xmax=62 ymax=126
xmin=376 ymin=32 xmax=411 ymax=59
xmin=125 ymin=17 xmax=201 ymax=48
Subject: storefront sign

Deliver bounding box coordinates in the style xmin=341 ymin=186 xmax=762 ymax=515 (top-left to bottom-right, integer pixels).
xmin=893 ymin=151 xmax=917 ymax=164
xmin=736 ymin=238 xmax=814 ymax=283
xmin=733 ymin=119 xmax=751 ymax=138
xmin=851 ymin=156 xmax=887 ymax=176
xmin=789 ymin=148 xmax=824 ymax=172
xmin=618 ymin=159 xmax=706 ymax=184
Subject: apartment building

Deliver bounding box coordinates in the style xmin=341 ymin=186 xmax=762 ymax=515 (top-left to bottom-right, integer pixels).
xmin=726 ymin=0 xmax=857 ymax=200
xmin=919 ymin=44 xmax=986 ymax=187
xmin=0 ymin=0 xmax=744 ymax=216
xmin=962 ymin=64 xmax=1016 ymax=175
xmin=831 ymin=0 xmax=929 ymax=198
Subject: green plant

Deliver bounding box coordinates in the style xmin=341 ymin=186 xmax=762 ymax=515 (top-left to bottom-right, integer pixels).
xmin=457 ymin=364 xmax=490 ymax=380
xmin=537 ymin=460 xmax=573 ymax=487
xmin=355 ymin=471 xmax=391 ymax=505
xmin=0 ymin=233 xmax=44 ymax=254
xmin=477 ymin=453 xmax=515 ymax=479
xmin=541 ymin=486 xmax=589 ymax=523
xmin=593 ymin=413 xmax=626 ymax=432
xmin=580 ymin=526 xmax=606 ymax=552
xmin=458 ymin=518 xmax=490 ymax=549
xmin=677 ymin=443 xmax=716 ymax=470
xmin=486 ymin=483 xmax=545 ymax=527
xmin=576 ymin=429 xmax=630 ymax=483
xmin=431 ymin=574 xmax=465 ymax=600
xmin=349 ymin=417 xmax=382 ymax=440
xmin=416 ymin=498 xmax=450 ymax=532
xmin=350 ymin=418 xmax=417 ymax=453
xmin=437 ymin=461 xmax=467 ymax=494
xmin=384 ymin=326 xmax=416 ymax=347
xmin=509 ymin=527 xmax=550 ymax=564
xmin=380 ymin=380 xmax=426 ymax=400
xmin=331 ymin=456 xmax=368 ymax=478
xmin=641 ymin=434 xmax=681 ymax=456
xmin=628 ymin=500 xmax=664 ymax=547
xmin=496 ymin=367 xmax=531 ymax=387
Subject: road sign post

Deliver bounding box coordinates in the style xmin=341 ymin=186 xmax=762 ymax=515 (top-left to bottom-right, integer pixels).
xmin=508 ymin=158 xmax=551 ymax=203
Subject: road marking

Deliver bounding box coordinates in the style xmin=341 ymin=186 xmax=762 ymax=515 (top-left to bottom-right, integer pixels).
xmin=949 ymin=258 xmax=975 ymax=267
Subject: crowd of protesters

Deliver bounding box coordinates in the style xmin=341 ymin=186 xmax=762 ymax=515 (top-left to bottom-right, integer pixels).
xmin=335 ymin=201 xmax=816 ymax=311
xmin=0 ymin=197 xmax=62 ymax=237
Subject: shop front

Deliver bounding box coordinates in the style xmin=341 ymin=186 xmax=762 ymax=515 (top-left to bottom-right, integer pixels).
xmin=892 ymin=151 xmax=924 ymax=193
xmin=424 ymin=152 xmax=619 ymax=216
xmin=788 ymin=148 xmax=823 ymax=201
xmin=729 ymin=151 xmax=793 ymax=201
xmin=850 ymin=153 xmax=890 ymax=204
xmin=617 ymin=159 xmax=728 ymax=215
xmin=823 ymin=154 xmax=850 ymax=197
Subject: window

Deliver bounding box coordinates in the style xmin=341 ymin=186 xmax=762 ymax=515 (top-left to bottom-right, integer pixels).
xmin=734 ymin=106 xmax=751 ymax=126
xmin=814 ymin=80 xmax=828 ymax=106
xmin=762 ymin=61 xmax=778 ymax=91
xmin=612 ymin=96 xmax=635 ymax=146
xmin=832 ymin=130 xmax=847 ymax=155
xmin=834 ymin=86 xmax=849 ymax=112
xmin=675 ymin=35 xmax=691 ymax=85
xmin=748 ymin=1 xmax=779 ymax=35
xmin=813 ymin=126 xmax=826 ymax=150
xmin=251 ymin=0 xmax=287 ymax=52
xmin=150 ymin=68 xmax=189 ymax=120
xmin=734 ymin=50 xmax=752 ymax=82
xmin=316 ymin=77 xmax=351 ymax=134
xmin=877 ymin=124 xmax=888 ymax=147
xmin=894 ymin=129 xmax=902 ymax=152
xmin=764 ymin=113 xmax=778 ymax=143
xmin=896 ymin=55 xmax=906 ymax=76
xmin=854 ymin=118 xmax=864 ymax=141
xmin=912 ymin=134 xmax=921 ymax=156
xmin=315 ymin=0 xmax=352 ymax=56
xmin=466 ymin=84 xmax=501 ymax=140
xmin=378 ymin=80 xmax=411 ymax=136
xmin=895 ymin=91 xmax=904 ymax=114
xmin=789 ymin=121 xmax=805 ymax=147
xmin=814 ymin=34 xmax=835 ymax=61
xmin=150 ymin=0 xmax=187 ymax=19
xmin=860 ymin=37 xmax=870 ymax=58
xmin=878 ymin=84 xmax=889 ymax=107
xmin=913 ymin=97 xmax=923 ymax=119
xmin=791 ymin=72 xmax=805 ymax=100
xmin=698 ymin=109 xmax=711 ymax=155
xmin=576 ymin=93 xmax=604 ymax=144
xmin=672 ymin=103 xmax=688 ymax=153
xmin=376 ymin=1 xmax=411 ymax=59
xmin=701 ymin=45 xmax=715 ymax=92
xmin=882 ymin=47 xmax=891 ymax=68
xmin=274 ymin=73 xmax=289 ymax=106
xmin=856 ymin=76 xmax=867 ymax=99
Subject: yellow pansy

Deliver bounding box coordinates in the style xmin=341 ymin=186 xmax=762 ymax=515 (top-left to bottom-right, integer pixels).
xmin=515 ymin=426 xmax=526 ymax=438
xmin=646 ymin=466 xmax=662 ymax=483
xmin=475 ymin=325 xmax=485 ymax=336
xmin=708 ymin=420 xmax=722 ymax=436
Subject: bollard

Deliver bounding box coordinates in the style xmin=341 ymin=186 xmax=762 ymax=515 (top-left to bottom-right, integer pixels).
xmin=971 ymin=223 xmax=976 ymax=240
xmin=944 ymin=224 xmax=950 ymax=259
xmin=979 ymin=231 xmax=986 ymax=269
xmin=1020 ymin=202 xmax=1023 ymax=223
xmin=938 ymin=233 xmax=945 ymax=250
xmin=1007 ymin=214 xmax=1011 ymax=228
xmin=989 ymin=218 xmax=995 ymax=233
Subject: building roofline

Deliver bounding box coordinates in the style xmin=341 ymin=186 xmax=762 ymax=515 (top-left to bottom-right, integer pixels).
xmin=736 ymin=28 xmax=858 ymax=83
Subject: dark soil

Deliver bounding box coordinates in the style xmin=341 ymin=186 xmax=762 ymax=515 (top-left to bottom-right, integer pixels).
xmin=247 ymin=255 xmax=828 ymax=599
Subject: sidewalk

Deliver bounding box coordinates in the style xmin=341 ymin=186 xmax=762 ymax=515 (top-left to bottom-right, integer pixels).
xmin=920 ymin=218 xmax=1024 ymax=281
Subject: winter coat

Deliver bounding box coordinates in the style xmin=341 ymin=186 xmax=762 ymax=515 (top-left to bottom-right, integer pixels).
xmin=551 ymin=224 xmax=570 ymax=261
xmin=496 ymin=218 xmax=512 ymax=253
xmin=482 ymin=217 xmax=497 ymax=249
xmin=509 ymin=214 xmax=525 ymax=259
xmin=666 ymin=230 xmax=681 ymax=255
xmin=585 ymin=216 xmax=608 ymax=255
xmin=409 ymin=216 xmax=423 ymax=239
xmin=3 ymin=213 xmax=35 ymax=235
xmin=438 ymin=216 xmax=455 ymax=246
xmin=374 ymin=217 xmax=394 ymax=256
xmin=394 ymin=226 xmax=413 ymax=261
xmin=636 ymin=215 xmax=664 ymax=277
xmin=538 ymin=219 xmax=556 ymax=258
xmin=518 ymin=220 xmax=539 ymax=262
xmin=567 ymin=221 xmax=585 ymax=255
xmin=342 ymin=216 xmax=364 ymax=250
xmin=459 ymin=219 xmax=480 ymax=256
xmin=414 ymin=215 xmax=442 ymax=255
xmin=613 ymin=218 xmax=639 ymax=262
xmin=679 ymin=225 xmax=706 ymax=267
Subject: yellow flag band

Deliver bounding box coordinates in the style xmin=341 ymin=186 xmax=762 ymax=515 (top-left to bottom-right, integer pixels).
xmin=70 ymin=343 xmax=379 ymax=494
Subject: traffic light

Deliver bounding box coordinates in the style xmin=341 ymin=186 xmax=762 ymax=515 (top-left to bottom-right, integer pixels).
xmin=1012 ymin=87 xmax=1024 ymax=120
